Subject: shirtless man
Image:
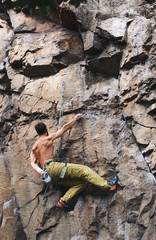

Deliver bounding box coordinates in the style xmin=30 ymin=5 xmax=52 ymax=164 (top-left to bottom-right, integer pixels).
xmin=31 ymin=114 xmax=117 ymax=210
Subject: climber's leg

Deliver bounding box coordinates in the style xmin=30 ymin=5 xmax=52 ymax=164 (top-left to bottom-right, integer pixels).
xmin=46 ymin=162 xmax=108 ymax=190
xmin=56 ymin=178 xmax=85 ymax=210
xmin=47 ymin=162 xmax=117 ymax=207
xmin=59 ymin=178 xmax=85 ymax=203
xmin=64 ymin=163 xmax=109 ymax=191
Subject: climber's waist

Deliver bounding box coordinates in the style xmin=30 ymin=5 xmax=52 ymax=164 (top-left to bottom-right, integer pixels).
xmin=44 ymin=160 xmax=68 ymax=179
xmin=43 ymin=159 xmax=56 ymax=170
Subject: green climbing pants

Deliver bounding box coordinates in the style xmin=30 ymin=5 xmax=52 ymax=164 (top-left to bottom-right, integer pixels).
xmin=46 ymin=161 xmax=109 ymax=203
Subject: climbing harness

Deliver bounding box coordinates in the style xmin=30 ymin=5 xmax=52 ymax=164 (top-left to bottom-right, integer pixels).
xmin=43 ymin=158 xmax=67 ymax=179
xmin=59 ymin=162 xmax=68 ymax=178
xmin=43 ymin=159 xmax=56 ymax=170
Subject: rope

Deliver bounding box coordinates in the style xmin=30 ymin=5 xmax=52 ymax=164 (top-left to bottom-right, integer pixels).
xmin=56 ymin=82 xmax=65 ymax=160
xmin=27 ymin=185 xmax=49 ymax=240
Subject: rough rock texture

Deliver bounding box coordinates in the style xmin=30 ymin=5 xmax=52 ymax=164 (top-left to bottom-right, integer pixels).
xmin=0 ymin=0 xmax=156 ymax=239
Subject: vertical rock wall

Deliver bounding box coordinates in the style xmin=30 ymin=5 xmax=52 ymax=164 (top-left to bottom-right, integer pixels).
xmin=0 ymin=0 xmax=155 ymax=239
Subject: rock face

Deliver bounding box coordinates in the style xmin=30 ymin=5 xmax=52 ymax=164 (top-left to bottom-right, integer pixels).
xmin=0 ymin=0 xmax=156 ymax=240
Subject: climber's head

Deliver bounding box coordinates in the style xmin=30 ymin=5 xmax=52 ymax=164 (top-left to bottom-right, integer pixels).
xmin=35 ymin=122 xmax=48 ymax=136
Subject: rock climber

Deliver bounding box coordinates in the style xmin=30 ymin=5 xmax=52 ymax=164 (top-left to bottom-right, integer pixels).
xmin=30 ymin=114 xmax=117 ymax=210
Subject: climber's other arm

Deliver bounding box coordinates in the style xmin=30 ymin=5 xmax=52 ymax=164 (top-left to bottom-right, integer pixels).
xmin=30 ymin=150 xmax=44 ymax=177
xmin=48 ymin=114 xmax=82 ymax=141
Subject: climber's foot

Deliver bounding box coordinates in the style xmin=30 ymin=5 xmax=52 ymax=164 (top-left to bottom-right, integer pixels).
xmin=56 ymin=200 xmax=70 ymax=210
xmin=108 ymin=176 xmax=118 ymax=191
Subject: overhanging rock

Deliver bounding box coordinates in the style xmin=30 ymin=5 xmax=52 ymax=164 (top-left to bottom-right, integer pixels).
xmin=86 ymin=44 xmax=122 ymax=77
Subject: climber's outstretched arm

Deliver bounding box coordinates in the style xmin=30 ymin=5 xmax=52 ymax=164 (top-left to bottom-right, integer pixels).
xmin=49 ymin=114 xmax=82 ymax=141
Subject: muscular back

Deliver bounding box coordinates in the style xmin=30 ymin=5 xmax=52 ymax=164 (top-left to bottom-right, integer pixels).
xmin=33 ymin=136 xmax=54 ymax=168
xmin=31 ymin=114 xmax=82 ymax=173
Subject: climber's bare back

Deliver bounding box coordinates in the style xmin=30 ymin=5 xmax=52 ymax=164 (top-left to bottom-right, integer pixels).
xmin=31 ymin=114 xmax=82 ymax=173
xmin=32 ymin=136 xmax=54 ymax=168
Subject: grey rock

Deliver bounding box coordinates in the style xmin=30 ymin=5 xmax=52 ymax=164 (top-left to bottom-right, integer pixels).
xmin=81 ymin=31 xmax=102 ymax=54
xmin=97 ymin=17 xmax=131 ymax=41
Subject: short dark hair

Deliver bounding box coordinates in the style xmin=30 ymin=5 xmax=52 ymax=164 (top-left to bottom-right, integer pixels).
xmin=35 ymin=122 xmax=47 ymax=136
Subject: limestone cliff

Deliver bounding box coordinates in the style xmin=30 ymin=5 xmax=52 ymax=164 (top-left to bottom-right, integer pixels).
xmin=0 ymin=0 xmax=156 ymax=239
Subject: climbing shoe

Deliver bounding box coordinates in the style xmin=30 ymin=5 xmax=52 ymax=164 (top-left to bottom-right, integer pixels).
xmin=56 ymin=200 xmax=70 ymax=210
xmin=109 ymin=176 xmax=118 ymax=191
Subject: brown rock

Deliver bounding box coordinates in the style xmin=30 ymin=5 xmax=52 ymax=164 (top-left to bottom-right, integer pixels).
xmin=12 ymin=63 xmax=85 ymax=114
xmin=8 ymin=9 xmax=57 ymax=33
xmin=0 ymin=1 xmax=156 ymax=240
xmin=0 ymin=155 xmax=26 ymax=240
xmin=9 ymin=30 xmax=83 ymax=78
xmin=0 ymin=155 xmax=12 ymax=207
